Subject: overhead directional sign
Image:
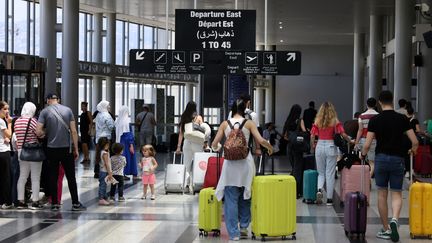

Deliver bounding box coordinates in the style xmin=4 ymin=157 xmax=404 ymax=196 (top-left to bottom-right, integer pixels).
xmin=129 ymin=49 xmax=301 ymax=75
xmin=175 ymin=9 xmax=256 ymax=50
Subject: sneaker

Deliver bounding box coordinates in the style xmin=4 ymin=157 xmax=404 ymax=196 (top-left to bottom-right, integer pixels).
xmin=390 ymin=219 xmax=400 ymax=242
xmin=240 ymin=228 xmax=248 ymax=239
xmin=316 ymin=190 xmax=323 ymax=205
xmin=51 ymin=204 xmax=60 ymax=211
xmin=98 ymin=199 xmax=110 ymax=206
xmin=1 ymin=204 xmax=13 ymax=209
xmin=326 ymin=199 xmax=333 ymax=206
xmin=16 ymin=202 xmax=28 ymax=209
xmin=108 ymin=197 xmax=115 ymax=203
xmin=376 ymin=228 xmax=391 ymax=240
xmin=141 ymin=194 xmax=146 ymax=200
xmin=230 ymin=236 xmax=240 ymax=241
xmin=39 ymin=195 xmax=49 ymax=206
xmin=72 ymin=203 xmax=87 ymax=211
xmin=30 ymin=202 xmax=44 ymax=210
xmin=150 ymin=195 xmax=155 ymax=200
xmin=118 ymin=197 xmax=126 ymax=202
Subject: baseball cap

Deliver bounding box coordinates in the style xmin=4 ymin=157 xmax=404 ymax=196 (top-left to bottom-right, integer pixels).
xmin=46 ymin=93 xmax=59 ymax=100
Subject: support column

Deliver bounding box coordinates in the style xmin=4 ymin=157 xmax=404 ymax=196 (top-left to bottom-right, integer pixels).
xmin=92 ymin=13 xmax=103 ymax=112
xmin=369 ymin=15 xmax=383 ymax=98
xmin=417 ymin=8 xmax=432 ymax=124
xmin=40 ymin=0 xmax=57 ymax=95
xmin=61 ymin=0 xmax=79 ymax=115
xmin=353 ymin=33 xmax=365 ymax=113
xmin=255 ymin=88 xmax=265 ymax=127
xmin=264 ymin=45 xmax=275 ymax=123
xmin=185 ymin=83 xmax=194 ymax=102
xmin=394 ymin=0 xmax=414 ymax=105
xmin=106 ymin=13 xmax=116 ymax=114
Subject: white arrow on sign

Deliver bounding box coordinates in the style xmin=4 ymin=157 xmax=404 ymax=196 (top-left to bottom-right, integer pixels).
xmin=286 ymin=52 xmax=296 ymax=62
xmin=136 ymin=51 xmax=145 ymax=60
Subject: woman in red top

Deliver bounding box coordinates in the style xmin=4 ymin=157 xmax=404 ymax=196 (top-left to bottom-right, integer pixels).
xmin=310 ymin=102 xmax=351 ymax=206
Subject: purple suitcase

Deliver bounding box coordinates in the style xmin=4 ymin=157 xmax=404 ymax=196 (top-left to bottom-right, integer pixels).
xmin=344 ymin=191 xmax=367 ymax=238
xmin=343 ymin=154 xmax=368 ymax=239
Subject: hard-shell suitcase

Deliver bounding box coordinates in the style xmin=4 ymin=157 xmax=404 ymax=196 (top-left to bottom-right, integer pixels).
xmin=414 ymin=145 xmax=432 ymax=175
xmin=202 ymin=153 xmax=224 ymax=189
xmin=164 ymin=152 xmax=185 ymax=194
xmin=251 ymin=175 xmax=297 ymax=241
xmin=343 ymin=156 xmax=368 ymax=239
xmin=302 ymin=169 xmax=318 ymax=204
xmin=192 ymin=152 xmax=217 ymax=192
xmin=409 ymin=154 xmax=432 ymax=239
xmin=340 ymin=165 xmax=370 ymax=205
xmin=198 ymin=187 xmax=222 ymax=237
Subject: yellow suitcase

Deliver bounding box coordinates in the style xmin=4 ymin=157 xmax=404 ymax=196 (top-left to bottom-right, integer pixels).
xmin=409 ymin=182 xmax=432 ymax=239
xmin=251 ymin=175 xmax=297 ymax=241
xmin=198 ymin=187 xmax=222 ymax=237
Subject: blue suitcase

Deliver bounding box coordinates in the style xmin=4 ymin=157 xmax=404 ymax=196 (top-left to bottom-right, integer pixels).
xmin=302 ymin=170 xmax=318 ymax=204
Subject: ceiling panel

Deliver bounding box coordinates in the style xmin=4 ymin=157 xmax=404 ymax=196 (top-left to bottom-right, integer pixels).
xmin=78 ymin=0 xmax=395 ymax=46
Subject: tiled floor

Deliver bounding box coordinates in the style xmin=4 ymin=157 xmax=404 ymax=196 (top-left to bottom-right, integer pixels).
xmin=0 ymin=152 xmax=429 ymax=243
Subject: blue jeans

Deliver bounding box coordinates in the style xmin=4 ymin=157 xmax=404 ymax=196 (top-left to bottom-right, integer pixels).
xmin=99 ymin=171 xmax=108 ymax=199
xmin=315 ymin=140 xmax=338 ymax=199
xmin=374 ymin=154 xmax=405 ymax=191
xmin=224 ymin=186 xmax=251 ymax=239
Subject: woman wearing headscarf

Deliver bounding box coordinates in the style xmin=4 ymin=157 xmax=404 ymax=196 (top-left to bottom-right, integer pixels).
xmin=94 ymin=100 xmax=115 ymax=178
xmin=14 ymin=102 xmax=44 ymax=209
xmin=115 ymin=106 xmax=137 ymax=178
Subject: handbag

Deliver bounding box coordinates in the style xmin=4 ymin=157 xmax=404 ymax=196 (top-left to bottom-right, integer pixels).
xmin=288 ymin=119 xmax=310 ymax=152
xmin=333 ymin=125 xmax=347 ymax=149
xmin=20 ymin=118 xmax=46 ymax=161
xmin=183 ymin=122 xmax=206 ymax=144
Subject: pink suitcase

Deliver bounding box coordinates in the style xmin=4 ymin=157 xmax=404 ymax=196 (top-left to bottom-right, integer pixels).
xmin=340 ymin=165 xmax=370 ymax=205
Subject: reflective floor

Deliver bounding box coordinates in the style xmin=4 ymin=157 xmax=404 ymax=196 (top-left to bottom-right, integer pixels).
xmin=0 ymin=151 xmax=428 ymax=243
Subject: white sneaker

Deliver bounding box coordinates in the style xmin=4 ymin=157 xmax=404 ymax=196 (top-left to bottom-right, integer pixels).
xmin=98 ymin=199 xmax=110 ymax=206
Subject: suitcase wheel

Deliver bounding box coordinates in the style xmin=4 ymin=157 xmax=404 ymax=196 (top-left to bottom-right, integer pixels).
xmin=212 ymin=230 xmax=220 ymax=237
xmin=251 ymin=233 xmax=256 ymax=240
xmin=340 ymin=202 xmax=344 ymax=208
xmin=203 ymin=231 xmax=208 ymax=237
xmin=410 ymin=233 xmax=415 ymax=239
xmin=199 ymin=231 xmax=204 ymax=237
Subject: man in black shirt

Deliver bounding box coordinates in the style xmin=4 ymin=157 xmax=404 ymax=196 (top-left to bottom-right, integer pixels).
xmin=302 ymin=101 xmax=317 ymax=132
xmin=361 ymin=91 xmax=418 ymax=242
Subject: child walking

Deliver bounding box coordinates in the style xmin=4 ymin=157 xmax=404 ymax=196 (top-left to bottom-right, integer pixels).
xmin=139 ymin=145 xmax=158 ymax=200
xmin=97 ymin=137 xmax=114 ymax=206
xmin=109 ymin=143 xmax=127 ymax=202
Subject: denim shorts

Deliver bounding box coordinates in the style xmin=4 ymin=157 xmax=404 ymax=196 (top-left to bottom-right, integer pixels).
xmin=374 ymin=153 xmax=405 ymax=191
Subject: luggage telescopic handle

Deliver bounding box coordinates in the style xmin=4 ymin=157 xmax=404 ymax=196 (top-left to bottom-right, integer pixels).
xmin=410 ymin=153 xmax=414 ymax=184
xmin=173 ymin=152 xmax=183 ymax=165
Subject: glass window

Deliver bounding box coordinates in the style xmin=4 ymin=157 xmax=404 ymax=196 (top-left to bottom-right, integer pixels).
xmin=144 ymin=26 xmax=153 ymax=49
xmin=157 ymin=28 xmax=167 ymax=49
xmin=171 ymin=30 xmax=175 ymax=49
xmin=128 ymin=82 xmax=137 ymax=108
xmin=102 ymin=36 xmax=106 ymax=62
xmin=128 ymin=23 xmax=139 ymax=65
xmin=13 ymin=0 xmax=28 ymax=54
xmin=115 ymin=81 xmax=123 ymax=115
xmin=79 ymin=12 xmax=85 ymax=60
xmin=115 ymin=20 xmax=123 ymax=65
xmin=57 ymin=7 xmax=62 ymax=23
xmin=56 ymin=32 xmax=62 ymax=58
xmin=0 ymin=0 xmax=5 ymax=51
xmin=86 ymin=14 xmax=92 ymax=61
xmin=34 ymin=2 xmax=40 ymax=55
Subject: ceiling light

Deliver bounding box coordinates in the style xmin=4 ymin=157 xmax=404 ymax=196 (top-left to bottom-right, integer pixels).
xmin=280 ymin=39 xmax=284 ymax=43
xmin=279 ymin=25 xmax=283 ymax=29
xmin=279 ymin=21 xmax=283 ymax=25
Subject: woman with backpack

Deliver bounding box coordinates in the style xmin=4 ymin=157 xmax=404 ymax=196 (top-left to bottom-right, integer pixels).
xmin=211 ymin=99 xmax=273 ymax=241
xmin=283 ymin=104 xmax=307 ymax=199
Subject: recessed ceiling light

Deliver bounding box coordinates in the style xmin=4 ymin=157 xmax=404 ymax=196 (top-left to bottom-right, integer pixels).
xmin=279 ymin=26 xmax=283 ymax=29
xmin=279 ymin=21 xmax=283 ymax=25
xmin=280 ymin=39 xmax=284 ymax=43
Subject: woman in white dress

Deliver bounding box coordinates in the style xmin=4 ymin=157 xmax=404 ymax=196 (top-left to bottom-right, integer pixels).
xmin=211 ymin=99 xmax=273 ymax=241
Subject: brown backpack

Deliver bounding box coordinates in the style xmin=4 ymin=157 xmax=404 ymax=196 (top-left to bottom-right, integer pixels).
xmin=224 ymin=119 xmax=249 ymax=160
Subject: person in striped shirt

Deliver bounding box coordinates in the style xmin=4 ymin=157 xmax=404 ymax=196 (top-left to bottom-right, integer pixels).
xmin=355 ymin=98 xmax=379 ymax=176
xmin=14 ymin=102 xmax=44 ymax=210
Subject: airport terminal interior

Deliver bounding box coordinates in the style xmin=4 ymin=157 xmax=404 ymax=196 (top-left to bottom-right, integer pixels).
xmin=1 ymin=0 xmax=432 ymax=242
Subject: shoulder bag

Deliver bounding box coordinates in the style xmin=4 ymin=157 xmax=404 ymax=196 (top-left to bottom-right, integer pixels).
xmin=183 ymin=117 xmax=206 ymax=144
xmin=288 ymin=119 xmax=310 ymax=152
xmin=333 ymin=124 xmax=347 ymax=150
xmin=20 ymin=118 xmax=46 ymax=161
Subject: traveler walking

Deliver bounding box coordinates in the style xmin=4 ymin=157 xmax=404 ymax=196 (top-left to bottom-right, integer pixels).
xmin=36 ymin=93 xmax=86 ymax=211
xmin=361 ymin=91 xmax=418 ymax=242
